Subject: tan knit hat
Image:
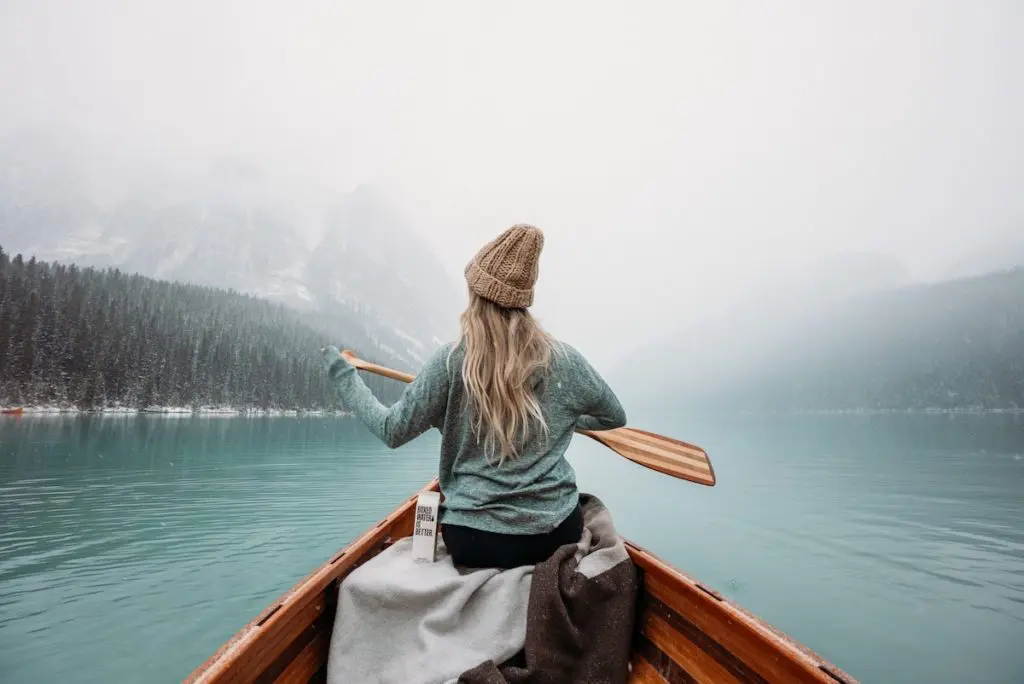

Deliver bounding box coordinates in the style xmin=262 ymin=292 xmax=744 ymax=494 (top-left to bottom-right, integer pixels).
xmin=464 ymin=224 xmax=544 ymax=309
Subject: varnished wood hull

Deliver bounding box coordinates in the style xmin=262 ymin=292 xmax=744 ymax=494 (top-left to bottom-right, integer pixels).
xmin=184 ymin=480 xmax=856 ymax=684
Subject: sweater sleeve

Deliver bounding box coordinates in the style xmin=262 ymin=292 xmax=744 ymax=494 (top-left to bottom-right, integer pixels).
xmin=322 ymin=345 xmax=451 ymax=449
xmin=569 ymin=347 xmax=628 ymax=432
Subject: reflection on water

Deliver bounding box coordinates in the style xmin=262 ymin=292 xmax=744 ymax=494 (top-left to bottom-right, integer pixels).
xmin=1 ymin=413 xmax=1022 ymax=683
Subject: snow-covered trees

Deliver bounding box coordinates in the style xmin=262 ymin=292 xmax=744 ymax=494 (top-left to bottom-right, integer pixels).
xmin=0 ymin=246 xmax=406 ymax=410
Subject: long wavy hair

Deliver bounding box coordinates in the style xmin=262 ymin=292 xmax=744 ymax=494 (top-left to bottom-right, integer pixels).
xmin=455 ymin=292 xmax=557 ymax=465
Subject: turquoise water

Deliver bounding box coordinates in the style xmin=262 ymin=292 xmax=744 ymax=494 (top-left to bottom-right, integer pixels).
xmin=0 ymin=413 xmax=1022 ymax=683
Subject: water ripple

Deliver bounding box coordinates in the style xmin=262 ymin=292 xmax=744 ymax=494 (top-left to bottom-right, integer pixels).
xmin=2 ymin=414 xmax=1024 ymax=683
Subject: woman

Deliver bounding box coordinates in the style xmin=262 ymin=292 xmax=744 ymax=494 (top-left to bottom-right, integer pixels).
xmin=321 ymin=224 xmax=626 ymax=569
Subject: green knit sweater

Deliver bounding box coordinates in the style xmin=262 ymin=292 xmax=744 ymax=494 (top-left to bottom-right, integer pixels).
xmin=321 ymin=341 xmax=626 ymax=535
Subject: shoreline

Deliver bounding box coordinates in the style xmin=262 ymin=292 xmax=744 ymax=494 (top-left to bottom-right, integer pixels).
xmin=1 ymin=405 xmax=351 ymax=417
xmin=741 ymin=407 xmax=1024 ymax=416
xmin=4 ymin=405 xmax=1021 ymax=418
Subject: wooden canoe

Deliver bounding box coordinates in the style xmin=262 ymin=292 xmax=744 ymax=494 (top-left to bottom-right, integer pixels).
xmin=1 ymin=407 xmax=24 ymax=415
xmin=184 ymin=479 xmax=857 ymax=684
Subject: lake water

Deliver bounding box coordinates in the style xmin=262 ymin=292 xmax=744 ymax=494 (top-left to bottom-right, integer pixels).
xmin=1 ymin=413 xmax=1022 ymax=683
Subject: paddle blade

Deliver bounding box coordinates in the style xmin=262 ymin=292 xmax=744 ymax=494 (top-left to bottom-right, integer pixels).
xmin=579 ymin=427 xmax=716 ymax=486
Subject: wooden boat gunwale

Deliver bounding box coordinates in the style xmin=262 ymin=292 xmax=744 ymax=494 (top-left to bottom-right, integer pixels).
xmin=183 ymin=484 xmax=426 ymax=684
xmin=627 ymin=542 xmax=855 ymax=683
xmin=184 ymin=478 xmax=857 ymax=684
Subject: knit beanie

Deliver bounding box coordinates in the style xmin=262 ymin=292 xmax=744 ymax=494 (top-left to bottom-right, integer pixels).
xmin=464 ymin=224 xmax=544 ymax=309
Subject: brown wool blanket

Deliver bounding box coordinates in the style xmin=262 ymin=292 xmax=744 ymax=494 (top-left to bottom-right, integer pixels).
xmin=326 ymin=493 xmax=638 ymax=684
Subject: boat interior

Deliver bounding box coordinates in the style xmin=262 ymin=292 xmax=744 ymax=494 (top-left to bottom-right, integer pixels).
xmin=185 ymin=480 xmax=856 ymax=684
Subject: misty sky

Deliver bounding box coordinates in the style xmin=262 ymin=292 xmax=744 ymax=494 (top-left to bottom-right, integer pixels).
xmin=1 ymin=1 xmax=1021 ymax=366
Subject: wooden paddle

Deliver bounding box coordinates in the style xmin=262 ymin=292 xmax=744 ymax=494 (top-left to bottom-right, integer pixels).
xmin=336 ymin=349 xmax=716 ymax=486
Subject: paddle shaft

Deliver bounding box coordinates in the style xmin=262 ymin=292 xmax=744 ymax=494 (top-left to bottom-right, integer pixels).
xmin=335 ymin=349 xmax=716 ymax=486
xmin=342 ymin=352 xmax=415 ymax=384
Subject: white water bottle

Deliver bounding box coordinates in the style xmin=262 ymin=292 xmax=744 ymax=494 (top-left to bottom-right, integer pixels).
xmin=411 ymin=491 xmax=440 ymax=562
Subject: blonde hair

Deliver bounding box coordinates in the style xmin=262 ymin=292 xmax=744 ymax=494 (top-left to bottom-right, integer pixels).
xmin=457 ymin=292 xmax=556 ymax=465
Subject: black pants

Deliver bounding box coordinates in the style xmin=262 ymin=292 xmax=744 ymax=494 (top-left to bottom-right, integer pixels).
xmin=441 ymin=502 xmax=584 ymax=570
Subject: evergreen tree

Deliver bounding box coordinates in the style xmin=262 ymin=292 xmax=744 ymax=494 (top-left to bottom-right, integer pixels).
xmin=0 ymin=246 xmax=408 ymax=410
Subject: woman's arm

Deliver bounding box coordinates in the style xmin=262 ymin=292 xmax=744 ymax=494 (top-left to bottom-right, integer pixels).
xmin=575 ymin=387 xmax=627 ymax=431
xmin=321 ymin=344 xmax=451 ymax=448
xmin=568 ymin=347 xmax=627 ymax=431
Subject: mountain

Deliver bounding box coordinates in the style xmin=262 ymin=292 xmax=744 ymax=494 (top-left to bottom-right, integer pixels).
xmin=0 ymin=128 xmax=107 ymax=252
xmin=0 ymin=133 xmax=461 ymax=372
xmin=307 ymin=185 xmax=461 ymax=366
xmin=941 ymin=239 xmax=1024 ymax=281
xmin=618 ymin=251 xmax=915 ymax=399
xmin=636 ymin=266 xmax=1024 ymax=411
xmin=0 ymin=246 xmax=409 ymax=410
xmin=793 ymin=251 xmax=911 ymax=302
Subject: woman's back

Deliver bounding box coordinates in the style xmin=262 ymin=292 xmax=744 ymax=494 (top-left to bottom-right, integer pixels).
xmin=322 ymin=223 xmax=625 ymax=565
xmin=435 ymin=338 xmax=625 ymax=535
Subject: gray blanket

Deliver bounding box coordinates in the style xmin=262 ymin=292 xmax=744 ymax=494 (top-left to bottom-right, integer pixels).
xmin=326 ymin=493 xmax=637 ymax=684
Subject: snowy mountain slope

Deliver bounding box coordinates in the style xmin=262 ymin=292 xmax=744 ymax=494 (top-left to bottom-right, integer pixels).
xmin=0 ymin=131 xmax=107 ymax=258
xmin=308 ymin=185 xmax=462 ymax=362
xmin=0 ymin=137 xmax=459 ymax=372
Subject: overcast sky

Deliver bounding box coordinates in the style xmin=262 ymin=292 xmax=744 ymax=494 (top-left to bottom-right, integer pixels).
xmin=1 ymin=1 xmax=1021 ymax=365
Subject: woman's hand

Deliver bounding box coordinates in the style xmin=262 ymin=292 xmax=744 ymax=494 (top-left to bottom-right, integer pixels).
xmin=320 ymin=345 xmax=343 ymax=373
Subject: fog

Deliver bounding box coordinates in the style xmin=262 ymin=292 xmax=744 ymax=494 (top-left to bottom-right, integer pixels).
xmin=2 ymin=1 xmax=1021 ymax=367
